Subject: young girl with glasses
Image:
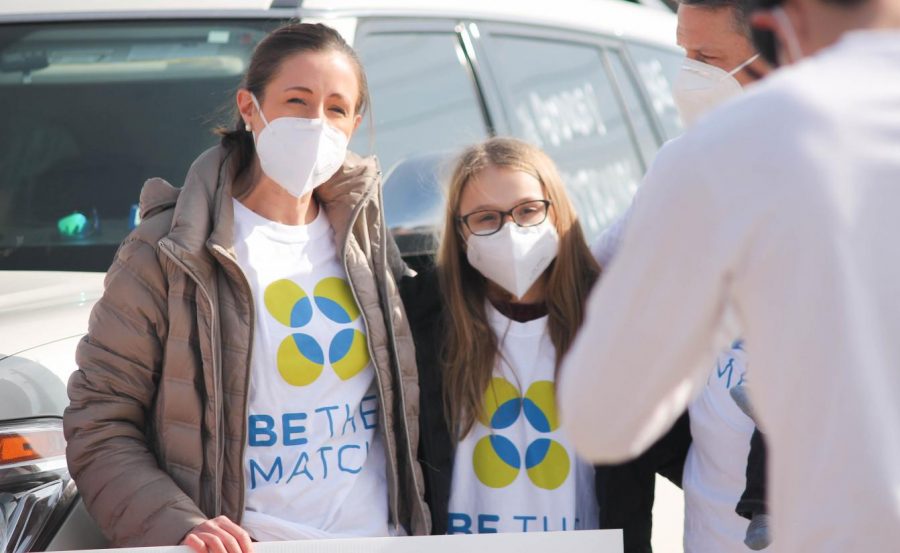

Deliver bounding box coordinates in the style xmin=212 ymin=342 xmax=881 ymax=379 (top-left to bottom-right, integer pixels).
xmin=401 ymin=138 xmax=687 ymax=543
xmin=401 ymin=138 xmax=687 ymax=553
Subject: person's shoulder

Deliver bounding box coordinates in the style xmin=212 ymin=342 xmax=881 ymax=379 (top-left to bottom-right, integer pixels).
xmin=399 ymin=262 xmax=440 ymax=301
xmin=318 ymin=150 xmax=380 ymax=204
xmin=668 ymin=64 xmax=838 ymax=194
xmin=134 ymin=144 xmax=229 ymax=244
xmin=111 ymin=216 xmax=172 ymax=280
xmin=647 ymin=134 xmax=691 ymax=170
xmin=694 ymin=60 xmax=839 ymax=149
xmin=135 ymin=177 xmax=179 ymax=239
xmin=108 ymin=145 xmax=231 ymax=282
xmin=399 ymin=263 xmax=444 ymax=325
xmin=638 ymin=133 xmax=699 ymax=196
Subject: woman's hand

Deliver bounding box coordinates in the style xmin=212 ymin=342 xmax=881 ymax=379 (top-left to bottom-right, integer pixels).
xmin=181 ymin=516 xmax=254 ymax=553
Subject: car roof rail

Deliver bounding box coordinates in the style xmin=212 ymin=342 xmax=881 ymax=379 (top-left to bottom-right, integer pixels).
xmin=270 ymin=0 xmax=302 ymax=8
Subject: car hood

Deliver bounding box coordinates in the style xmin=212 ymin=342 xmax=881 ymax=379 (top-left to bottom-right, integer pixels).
xmin=0 ymin=271 xmax=104 ymax=420
xmin=0 ymin=271 xmax=104 ymax=360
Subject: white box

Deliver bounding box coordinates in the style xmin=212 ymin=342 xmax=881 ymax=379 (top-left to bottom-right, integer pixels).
xmin=62 ymin=530 xmax=623 ymax=553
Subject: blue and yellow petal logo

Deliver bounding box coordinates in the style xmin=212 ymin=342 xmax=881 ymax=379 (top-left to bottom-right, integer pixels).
xmin=329 ymin=328 xmax=370 ymax=381
xmin=264 ymin=277 xmax=370 ymax=387
xmin=315 ymin=277 xmax=361 ymax=323
xmin=478 ymin=377 xmax=522 ymax=430
xmin=523 ymin=380 xmax=560 ymax=432
xmin=276 ymin=333 xmax=324 ymax=386
xmin=265 ymin=279 xmax=313 ymax=328
xmin=474 ymin=435 xmax=520 ymax=488
xmin=471 ymin=377 xmax=571 ymax=491
xmin=525 ymin=438 xmax=570 ymax=490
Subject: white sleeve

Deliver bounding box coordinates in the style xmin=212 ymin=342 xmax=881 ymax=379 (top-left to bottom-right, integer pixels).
xmin=591 ymin=210 xmax=630 ymax=267
xmin=559 ymin=138 xmax=732 ymax=463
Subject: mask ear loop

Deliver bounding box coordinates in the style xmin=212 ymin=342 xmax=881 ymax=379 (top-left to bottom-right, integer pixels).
xmin=772 ymin=7 xmax=805 ymax=64
xmin=250 ymin=93 xmax=271 ymax=127
xmin=729 ymin=53 xmax=761 ymax=76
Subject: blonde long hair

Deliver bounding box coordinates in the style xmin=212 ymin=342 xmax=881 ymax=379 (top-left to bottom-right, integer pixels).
xmin=437 ymin=137 xmax=601 ymax=439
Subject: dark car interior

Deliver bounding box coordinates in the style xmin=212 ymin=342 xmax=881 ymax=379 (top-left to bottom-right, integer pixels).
xmin=0 ymin=20 xmax=276 ymax=271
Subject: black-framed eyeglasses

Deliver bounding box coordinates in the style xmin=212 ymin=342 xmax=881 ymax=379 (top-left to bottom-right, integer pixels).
xmin=457 ymin=199 xmax=552 ymax=236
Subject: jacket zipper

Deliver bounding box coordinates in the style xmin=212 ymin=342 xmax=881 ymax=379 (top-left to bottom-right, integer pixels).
xmin=375 ymin=173 xmax=428 ymax=531
xmin=209 ymin=244 xmax=256 ymax=522
xmin=159 ymin=240 xmax=224 ymax=517
xmin=342 ymin=180 xmax=402 ymax=533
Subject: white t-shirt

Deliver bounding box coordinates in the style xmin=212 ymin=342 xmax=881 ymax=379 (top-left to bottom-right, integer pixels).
xmin=232 ymin=199 xmax=390 ymax=540
xmin=683 ymin=342 xmax=756 ymax=553
xmin=447 ymin=304 xmax=598 ymax=534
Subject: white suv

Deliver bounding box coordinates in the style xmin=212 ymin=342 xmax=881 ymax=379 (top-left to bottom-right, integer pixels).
xmin=0 ymin=1 xmax=684 ymax=550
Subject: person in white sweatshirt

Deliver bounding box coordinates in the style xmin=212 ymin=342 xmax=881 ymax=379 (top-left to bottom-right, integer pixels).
xmin=594 ymin=0 xmax=776 ymax=551
xmin=592 ymin=0 xmax=771 ymax=553
xmin=560 ymin=0 xmax=900 ymax=550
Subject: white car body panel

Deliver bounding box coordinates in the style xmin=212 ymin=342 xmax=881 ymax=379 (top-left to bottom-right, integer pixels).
xmin=0 ymin=271 xmax=103 ymax=360
xmin=1 ymin=0 xmax=678 ymax=51
xmin=0 ymin=272 xmax=103 ymax=419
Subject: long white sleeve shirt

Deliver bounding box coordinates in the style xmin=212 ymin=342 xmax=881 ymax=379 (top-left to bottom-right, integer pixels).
xmin=591 ymin=211 xmax=628 ymax=268
xmin=594 ymin=209 xmax=760 ymax=553
xmin=560 ymin=31 xmax=900 ymax=553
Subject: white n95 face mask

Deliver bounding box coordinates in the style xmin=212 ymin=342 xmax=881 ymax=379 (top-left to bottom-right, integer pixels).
xmin=251 ymin=94 xmax=348 ymax=198
xmin=466 ymin=220 xmax=559 ymax=300
xmin=672 ymin=54 xmax=759 ymax=127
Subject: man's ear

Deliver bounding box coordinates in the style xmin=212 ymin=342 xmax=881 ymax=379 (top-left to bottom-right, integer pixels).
xmin=753 ymin=4 xmax=809 ymax=65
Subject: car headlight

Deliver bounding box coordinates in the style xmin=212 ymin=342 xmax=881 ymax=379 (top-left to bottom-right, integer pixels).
xmin=0 ymin=419 xmax=75 ymax=553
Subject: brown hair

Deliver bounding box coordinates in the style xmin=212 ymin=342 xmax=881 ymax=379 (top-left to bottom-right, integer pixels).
xmin=437 ymin=137 xmax=601 ymax=439
xmin=218 ymin=22 xmax=370 ymax=188
xmin=679 ymin=0 xmax=754 ymax=38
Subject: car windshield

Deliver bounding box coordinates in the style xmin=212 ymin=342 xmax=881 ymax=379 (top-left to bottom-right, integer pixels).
xmin=0 ymin=19 xmax=279 ymax=271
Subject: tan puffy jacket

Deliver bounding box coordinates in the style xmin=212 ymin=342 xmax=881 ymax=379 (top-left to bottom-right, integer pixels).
xmin=64 ymin=146 xmax=430 ymax=546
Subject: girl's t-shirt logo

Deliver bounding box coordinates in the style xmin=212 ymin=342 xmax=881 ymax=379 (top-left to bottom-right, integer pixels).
xmin=264 ymin=277 xmax=370 ymax=386
xmin=473 ymin=377 xmax=570 ymax=490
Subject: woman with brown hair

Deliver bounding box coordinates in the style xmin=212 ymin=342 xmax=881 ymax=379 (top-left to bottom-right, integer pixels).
xmin=402 ymin=137 xmax=601 ymax=535
xmin=64 ymin=22 xmax=428 ymax=552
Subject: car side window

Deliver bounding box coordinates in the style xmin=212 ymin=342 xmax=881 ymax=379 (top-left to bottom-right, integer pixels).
xmin=482 ymin=34 xmax=646 ymax=241
xmin=627 ymin=43 xmax=686 ymax=139
xmin=350 ymin=31 xmax=490 ymax=176
xmin=606 ymin=49 xmax=662 ymax=164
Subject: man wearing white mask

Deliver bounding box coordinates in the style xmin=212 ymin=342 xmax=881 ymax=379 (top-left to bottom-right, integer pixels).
xmin=673 ymin=0 xmax=769 ymax=125
xmin=563 ymin=0 xmax=900 ymax=550
xmin=593 ymin=0 xmax=771 ymax=266
xmin=592 ymin=1 xmax=774 ymax=551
